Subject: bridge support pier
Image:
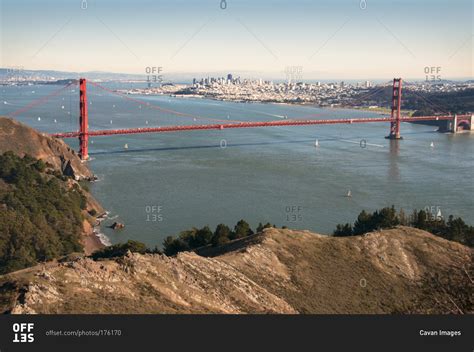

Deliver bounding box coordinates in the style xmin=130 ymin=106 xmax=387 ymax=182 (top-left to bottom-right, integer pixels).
xmin=438 ymin=114 xmax=474 ymax=133
xmin=79 ymin=78 xmax=89 ymax=160
xmin=469 ymin=115 xmax=474 ymax=131
xmin=453 ymin=114 xmax=474 ymax=133
xmin=386 ymin=78 xmax=403 ymax=140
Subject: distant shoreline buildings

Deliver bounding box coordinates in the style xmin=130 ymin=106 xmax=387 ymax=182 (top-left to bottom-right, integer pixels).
xmin=2 ymin=70 xmax=471 ymax=108
xmin=181 ymin=73 xmax=472 ymax=106
xmin=191 ymin=73 xmax=372 ymax=90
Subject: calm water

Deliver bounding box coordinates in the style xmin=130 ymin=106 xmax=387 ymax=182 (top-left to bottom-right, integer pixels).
xmin=2 ymin=84 xmax=473 ymax=247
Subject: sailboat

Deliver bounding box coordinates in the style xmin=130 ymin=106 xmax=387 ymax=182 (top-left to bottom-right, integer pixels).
xmin=346 ymin=190 xmax=352 ymax=198
xmin=314 ymin=139 xmax=320 ymax=147
xmin=124 ymin=143 xmax=129 ymax=149
xmin=430 ymin=142 xmax=434 ymax=148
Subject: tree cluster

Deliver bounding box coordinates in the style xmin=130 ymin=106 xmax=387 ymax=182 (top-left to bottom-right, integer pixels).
xmin=162 ymin=220 xmax=273 ymax=256
xmin=0 ymin=152 xmax=86 ymax=274
xmin=334 ymin=206 xmax=473 ymax=247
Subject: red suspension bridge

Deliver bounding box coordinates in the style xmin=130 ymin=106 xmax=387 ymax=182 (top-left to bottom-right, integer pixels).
xmin=8 ymin=78 xmax=473 ymax=160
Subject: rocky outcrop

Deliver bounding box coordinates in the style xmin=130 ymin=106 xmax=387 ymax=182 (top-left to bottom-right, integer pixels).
xmin=109 ymin=222 xmax=125 ymax=230
xmin=1 ymin=227 xmax=471 ymax=314
xmin=0 ymin=117 xmax=93 ymax=180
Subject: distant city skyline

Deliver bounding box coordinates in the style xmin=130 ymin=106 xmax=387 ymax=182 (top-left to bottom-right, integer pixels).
xmin=1 ymin=0 xmax=472 ymax=79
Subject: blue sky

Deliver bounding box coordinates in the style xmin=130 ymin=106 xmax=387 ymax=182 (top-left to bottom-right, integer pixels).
xmin=1 ymin=0 xmax=472 ymax=79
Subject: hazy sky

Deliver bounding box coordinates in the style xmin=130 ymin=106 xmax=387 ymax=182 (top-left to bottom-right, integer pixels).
xmin=1 ymin=0 xmax=472 ymax=79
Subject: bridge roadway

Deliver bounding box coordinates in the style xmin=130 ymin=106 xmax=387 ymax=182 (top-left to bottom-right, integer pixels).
xmin=51 ymin=115 xmax=460 ymax=138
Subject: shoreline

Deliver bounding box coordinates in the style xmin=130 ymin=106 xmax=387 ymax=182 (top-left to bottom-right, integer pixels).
xmin=82 ymin=217 xmax=105 ymax=255
xmin=94 ymin=212 xmax=112 ymax=246
xmin=82 ymin=212 xmax=111 ymax=255
xmin=122 ymin=90 xmax=417 ymax=116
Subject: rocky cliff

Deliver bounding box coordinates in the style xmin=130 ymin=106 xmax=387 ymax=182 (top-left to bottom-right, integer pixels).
xmin=0 ymin=117 xmax=92 ymax=180
xmin=1 ymin=227 xmax=471 ymax=314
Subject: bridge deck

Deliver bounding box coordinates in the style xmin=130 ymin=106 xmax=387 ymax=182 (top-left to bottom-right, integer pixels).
xmin=51 ymin=115 xmax=461 ymax=138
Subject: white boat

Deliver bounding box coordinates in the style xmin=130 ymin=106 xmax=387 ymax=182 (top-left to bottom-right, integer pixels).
xmin=346 ymin=190 xmax=352 ymax=197
xmin=314 ymin=139 xmax=319 ymax=147
xmin=124 ymin=144 xmax=128 ymax=149
xmin=430 ymin=142 xmax=434 ymax=148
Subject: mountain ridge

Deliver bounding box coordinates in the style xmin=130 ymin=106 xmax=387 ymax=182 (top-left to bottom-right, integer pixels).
xmin=1 ymin=226 xmax=471 ymax=314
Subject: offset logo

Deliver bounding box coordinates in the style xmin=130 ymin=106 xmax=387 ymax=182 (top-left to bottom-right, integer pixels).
xmin=12 ymin=323 xmax=34 ymax=343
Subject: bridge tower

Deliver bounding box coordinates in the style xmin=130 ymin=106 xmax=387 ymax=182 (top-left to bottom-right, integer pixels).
xmin=386 ymin=78 xmax=403 ymax=139
xmin=79 ymin=78 xmax=89 ymax=160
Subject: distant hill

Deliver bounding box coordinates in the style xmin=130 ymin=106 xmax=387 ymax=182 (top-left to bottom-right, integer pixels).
xmin=407 ymin=88 xmax=474 ymax=115
xmin=353 ymin=87 xmax=474 ymax=115
xmin=1 ymin=227 xmax=471 ymax=314
xmin=0 ymin=68 xmax=146 ymax=82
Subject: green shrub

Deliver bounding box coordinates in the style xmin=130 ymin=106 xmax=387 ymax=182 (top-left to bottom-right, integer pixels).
xmin=91 ymin=240 xmax=148 ymax=260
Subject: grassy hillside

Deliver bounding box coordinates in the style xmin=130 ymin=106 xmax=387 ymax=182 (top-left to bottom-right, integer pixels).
xmin=0 ymin=227 xmax=471 ymax=314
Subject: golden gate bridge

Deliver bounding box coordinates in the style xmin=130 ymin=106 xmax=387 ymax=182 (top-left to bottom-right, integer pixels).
xmin=8 ymin=78 xmax=472 ymax=160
